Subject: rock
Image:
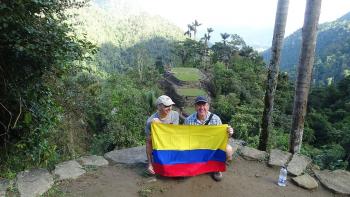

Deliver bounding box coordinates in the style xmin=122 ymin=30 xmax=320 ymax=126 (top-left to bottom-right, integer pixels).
xmin=16 ymin=169 xmax=54 ymax=197
xmin=314 ymin=169 xmax=350 ymax=195
xmin=229 ymin=138 xmax=246 ymax=147
xmin=287 ymin=154 xmax=312 ymax=176
xmin=292 ymin=174 xmax=318 ymax=190
xmin=268 ymin=149 xmax=292 ymax=167
xmin=104 ymin=146 xmax=147 ymax=164
xmin=53 ymin=160 xmax=86 ymax=180
xmin=240 ymin=146 xmax=267 ymax=161
xmin=146 ymin=177 xmax=157 ymax=183
xmin=0 ymin=179 xmax=11 ymax=197
xmin=78 ymin=155 xmax=109 ymax=167
xmin=228 ymin=138 xmax=242 ymax=156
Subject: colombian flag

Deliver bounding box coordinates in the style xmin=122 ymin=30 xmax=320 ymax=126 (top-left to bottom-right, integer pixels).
xmin=151 ymin=123 xmax=228 ymax=177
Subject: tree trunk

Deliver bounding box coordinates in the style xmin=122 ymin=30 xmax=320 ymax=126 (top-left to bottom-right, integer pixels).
xmin=258 ymin=0 xmax=289 ymax=151
xmin=289 ymin=0 xmax=322 ymax=154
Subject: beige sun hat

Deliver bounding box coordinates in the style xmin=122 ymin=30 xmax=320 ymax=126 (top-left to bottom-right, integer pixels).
xmin=156 ymin=95 xmax=175 ymax=106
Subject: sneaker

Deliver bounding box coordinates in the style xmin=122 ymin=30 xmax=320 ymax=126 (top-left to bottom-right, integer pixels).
xmin=211 ymin=172 xmax=223 ymax=182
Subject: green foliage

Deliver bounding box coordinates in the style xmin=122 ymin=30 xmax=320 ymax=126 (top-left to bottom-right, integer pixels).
xmin=303 ymin=144 xmax=348 ymax=170
xmin=2 ymin=88 xmax=62 ymax=172
xmin=304 ymin=76 xmax=350 ymax=169
xmin=211 ymin=42 xmax=234 ymax=65
xmin=70 ymin=5 xmax=185 ymax=73
xmin=173 ymin=38 xmax=206 ymax=66
xmin=268 ymin=128 xmax=290 ymax=151
xmin=0 ymin=0 xmax=94 ymax=176
xmin=231 ymin=105 xmax=262 ymax=142
xmin=89 ymin=73 xmax=160 ymax=154
xmin=212 ymin=93 xmax=240 ymax=123
xmin=90 ymin=130 xmax=116 ymax=155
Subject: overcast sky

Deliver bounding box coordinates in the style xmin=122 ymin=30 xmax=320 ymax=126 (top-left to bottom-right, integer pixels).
xmin=135 ymin=0 xmax=350 ymax=47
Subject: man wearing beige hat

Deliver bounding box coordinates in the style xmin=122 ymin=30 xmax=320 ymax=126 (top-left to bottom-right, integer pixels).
xmin=145 ymin=95 xmax=179 ymax=174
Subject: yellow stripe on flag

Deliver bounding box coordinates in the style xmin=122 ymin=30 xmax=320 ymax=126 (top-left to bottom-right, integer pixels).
xmin=151 ymin=123 xmax=228 ymax=151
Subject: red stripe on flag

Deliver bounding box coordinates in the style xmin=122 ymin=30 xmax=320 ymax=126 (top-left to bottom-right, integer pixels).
xmin=153 ymin=161 xmax=226 ymax=177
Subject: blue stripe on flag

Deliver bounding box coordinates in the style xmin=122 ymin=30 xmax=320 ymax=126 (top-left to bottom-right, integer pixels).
xmin=152 ymin=149 xmax=226 ymax=165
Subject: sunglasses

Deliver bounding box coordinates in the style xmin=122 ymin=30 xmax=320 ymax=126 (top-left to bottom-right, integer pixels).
xmin=163 ymin=105 xmax=172 ymax=108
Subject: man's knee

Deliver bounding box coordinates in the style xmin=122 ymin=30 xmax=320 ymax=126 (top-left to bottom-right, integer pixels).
xmin=226 ymin=144 xmax=233 ymax=155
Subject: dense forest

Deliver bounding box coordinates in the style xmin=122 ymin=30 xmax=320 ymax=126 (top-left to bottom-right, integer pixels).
xmin=262 ymin=11 xmax=350 ymax=86
xmin=0 ymin=0 xmax=349 ymax=179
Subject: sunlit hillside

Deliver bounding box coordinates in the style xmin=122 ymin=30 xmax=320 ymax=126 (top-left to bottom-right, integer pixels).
xmin=262 ymin=11 xmax=350 ymax=85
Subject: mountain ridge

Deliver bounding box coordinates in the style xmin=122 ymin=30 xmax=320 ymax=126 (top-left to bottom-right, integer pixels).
xmin=262 ymin=11 xmax=350 ymax=85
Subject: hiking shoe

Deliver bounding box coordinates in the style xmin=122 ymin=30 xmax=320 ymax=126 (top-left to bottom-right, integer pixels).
xmin=174 ymin=176 xmax=188 ymax=182
xmin=211 ymin=172 xmax=223 ymax=182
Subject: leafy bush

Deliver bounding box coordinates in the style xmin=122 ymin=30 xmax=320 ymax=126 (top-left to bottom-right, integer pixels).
xmin=213 ymin=93 xmax=240 ymax=123
xmin=231 ymin=105 xmax=262 ymax=141
xmin=314 ymin=144 xmax=348 ymax=170
xmin=2 ymin=88 xmax=62 ymax=173
xmin=89 ymin=73 xmax=160 ymax=153
xmin=0 ymin=0 xmax=94 ymax=176
xmin=268 ymin=128 xmax=290 ymax=151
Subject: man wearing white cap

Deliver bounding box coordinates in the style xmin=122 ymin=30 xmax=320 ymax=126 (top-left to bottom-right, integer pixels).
xmin=145 ymin=95 xmax=179 ymax=174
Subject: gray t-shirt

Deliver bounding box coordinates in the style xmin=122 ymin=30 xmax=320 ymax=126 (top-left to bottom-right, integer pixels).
xmin=145 ymin=111 xmax=179 ymax=137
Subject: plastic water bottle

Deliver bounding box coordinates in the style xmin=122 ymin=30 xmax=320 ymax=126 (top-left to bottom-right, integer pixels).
xmin=277 ymin=166 xmax=287 ymax=186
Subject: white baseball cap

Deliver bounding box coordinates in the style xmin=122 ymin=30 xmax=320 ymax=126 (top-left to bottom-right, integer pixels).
xmin=156 ymin=95 xmax=175 ymax=106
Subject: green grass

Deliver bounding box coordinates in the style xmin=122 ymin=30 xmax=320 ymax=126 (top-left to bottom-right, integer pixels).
xmin=176 ymin=88 xmax=206 ymax=97
xmin=172 ymin=67 xmax=201 ymax=82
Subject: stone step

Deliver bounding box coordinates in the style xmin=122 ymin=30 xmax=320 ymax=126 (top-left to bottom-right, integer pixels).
xmin=104 ymin=146 xmax=147 ymax=164
xmin=287 ymin=154 xmax=312 ymax=176
xmin=53 ymin=160 xmax=86 ymax=181
xmin=268 ymin=149 xmax=292 ymax=167
xmin=314 ymin=169 xmax=350 ymax=195
xmin=78 ymin=155 xmax=109 ymax=167
xmin=16 ymin=169 xmax=54 ymax=197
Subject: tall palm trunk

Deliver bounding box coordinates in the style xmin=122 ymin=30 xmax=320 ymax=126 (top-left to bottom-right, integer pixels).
xmin=289 ymin=0 xmax=322 ymax=154
xmin=258 ymin=0 xmax=289 ymax=151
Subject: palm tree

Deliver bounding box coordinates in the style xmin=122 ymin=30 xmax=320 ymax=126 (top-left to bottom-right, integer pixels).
xmin=207 ymin=28 xmax=213 ymax=39
xmin=202 ymin=33 xmax=209 ymax=44
xmin=184 ymin=24 xmax=194 ymax=38
xmin=290 ymin=0 xmax=322 ymax=154
xmin=201 ymin=28 xmax=213 ymax=46
xmin=184 ymin=30 xmax=191 ymax=38
xmin=258 ymin=0 xmax=290 ymax=151
xmin=220 ymin=33 xmax=230 ymax=45
xmin=192 ymin=20 xmax=202 ymax=40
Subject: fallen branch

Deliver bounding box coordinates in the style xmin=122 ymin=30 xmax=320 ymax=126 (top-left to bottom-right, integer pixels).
xmin=0 ymin=102 xmax=12 ymax=131
xmin=12 ymin=97 xmax=22 ymax=129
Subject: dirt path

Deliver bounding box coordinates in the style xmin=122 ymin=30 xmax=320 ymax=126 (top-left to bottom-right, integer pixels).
xmin=57 ymin=156 xmax=342 ymax=197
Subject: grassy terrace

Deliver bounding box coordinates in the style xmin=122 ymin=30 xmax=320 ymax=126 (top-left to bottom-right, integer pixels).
xmin=172 ymin=67 xmax=201 ymax=82
xmin=183 ymin=106 xmax=196 ymax=114
xmin=176 ymin=88 xmax=206 ymax=97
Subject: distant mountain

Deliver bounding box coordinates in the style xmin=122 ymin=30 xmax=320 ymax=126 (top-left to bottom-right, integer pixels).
xmin=69 ymin=1 xmax=185 ymax=72
xmin=339 ymin=12 xmax=350 ymax=21
xmin=262 ymin=12 xmax=350 ymax=85
xmin=71 ymin=2 xmax=185 ymax=46
xmin=250 ymin=44 xmax=269 ymax=52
